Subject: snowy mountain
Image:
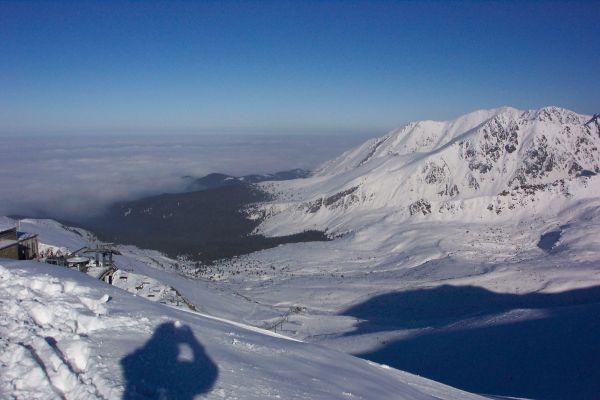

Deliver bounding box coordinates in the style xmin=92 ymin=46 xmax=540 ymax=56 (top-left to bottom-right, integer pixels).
xmin=204 ymin=106 xmax=600 ymax=399
xmin=2 ymin=106 xmax=600 ymax=399
xmin=256 ymin=106 xmax=600 ymax=236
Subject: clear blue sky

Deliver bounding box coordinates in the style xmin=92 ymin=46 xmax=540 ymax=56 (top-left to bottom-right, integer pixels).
xmin=1 ymin=0 xmax=599 ymax=135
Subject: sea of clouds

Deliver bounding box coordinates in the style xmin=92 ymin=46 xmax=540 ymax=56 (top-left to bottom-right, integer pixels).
xmin=0 ymin=133 xmax=372 ymax=220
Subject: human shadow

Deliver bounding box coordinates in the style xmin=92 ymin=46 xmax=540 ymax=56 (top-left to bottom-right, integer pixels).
xmin=341 ymin=285 xmax=600 ymax=399
xmin=121 ymin=322 xmax=218 ymax=399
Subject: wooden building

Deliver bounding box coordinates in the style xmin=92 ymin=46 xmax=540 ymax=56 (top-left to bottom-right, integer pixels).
xmin=0 ymin=227 xmax=39 ymax=260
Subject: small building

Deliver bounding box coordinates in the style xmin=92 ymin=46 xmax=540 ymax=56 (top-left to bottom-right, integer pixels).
xmin=0 ymin=227 xmax=39 ymax=260
xmin=0 ymin=239 xmax=18 ymax=259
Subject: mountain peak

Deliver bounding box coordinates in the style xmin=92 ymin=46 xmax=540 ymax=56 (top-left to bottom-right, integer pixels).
xmin=258 ymin=106 xmax=600 ymax=236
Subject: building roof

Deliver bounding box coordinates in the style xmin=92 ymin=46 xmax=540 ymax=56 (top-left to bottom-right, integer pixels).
xmin=0 ymin=232 xmax=38 ymax=250
xmin=0 ymin=240 xmax=18 ymax=250
xmin=0 ymin=226 xmax=16 ymax=235
xmin=17 ymin=232 xmax=38 ymax=241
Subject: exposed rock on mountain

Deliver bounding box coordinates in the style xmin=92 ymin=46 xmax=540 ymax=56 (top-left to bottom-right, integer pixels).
xmin=257 ymin=106 xmax=600 ymax=236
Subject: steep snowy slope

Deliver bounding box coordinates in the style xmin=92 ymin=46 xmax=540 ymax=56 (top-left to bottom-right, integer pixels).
xmin=257 ymin=106 xmax=600 ymax=236
xmin=0 ymin=261 xmax=488 ymax=400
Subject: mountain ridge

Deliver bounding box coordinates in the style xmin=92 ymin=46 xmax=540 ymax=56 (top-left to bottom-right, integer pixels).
xmin=256 ymin=106 xmax=600 ymax=236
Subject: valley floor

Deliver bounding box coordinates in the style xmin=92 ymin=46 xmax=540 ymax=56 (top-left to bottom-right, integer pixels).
xmin=209 ymin=206 xmax=600 ymax=400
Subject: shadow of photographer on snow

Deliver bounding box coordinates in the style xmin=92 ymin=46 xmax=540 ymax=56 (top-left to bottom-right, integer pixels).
xmin=121 ymin=321 xmax=218 ymax=399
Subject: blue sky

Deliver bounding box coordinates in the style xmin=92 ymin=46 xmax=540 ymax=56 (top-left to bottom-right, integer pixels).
xmin=1 ymin=0 xmax=599 ymax=135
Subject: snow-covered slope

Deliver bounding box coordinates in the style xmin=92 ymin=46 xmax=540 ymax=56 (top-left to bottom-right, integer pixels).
xmin=0 ymin=261 xmax=488 ymax=400
xmin=3 ymin=106 xmax=599 ymax=399
xmin=257 ymin=106 xmax=600 ymax=236
xmin=208 ymin=107 xmax=600 ymax=399
xmin=0 ymin=216 xmax=282 ymax=326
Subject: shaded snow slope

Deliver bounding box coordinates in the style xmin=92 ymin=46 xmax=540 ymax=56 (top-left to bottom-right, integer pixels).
xmin=212 ymin=199 xmax=600 ymax=400
xmin=0 ymin=261 xmax=488 ymax=400
xmin=256 ymin=106 xmax=600 ymax=236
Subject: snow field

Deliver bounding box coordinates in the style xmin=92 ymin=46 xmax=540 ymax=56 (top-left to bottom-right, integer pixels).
xmin=0 ymin=261 xmax=489 ymax=399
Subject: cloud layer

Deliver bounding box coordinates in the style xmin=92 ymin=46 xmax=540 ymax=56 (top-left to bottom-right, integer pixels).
xmin=0 ymin=133 xmax=371 ymax=220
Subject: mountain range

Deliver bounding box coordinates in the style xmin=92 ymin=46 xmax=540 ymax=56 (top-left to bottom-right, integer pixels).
xmin=256 ymin=106 xmax=600 ymax=237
